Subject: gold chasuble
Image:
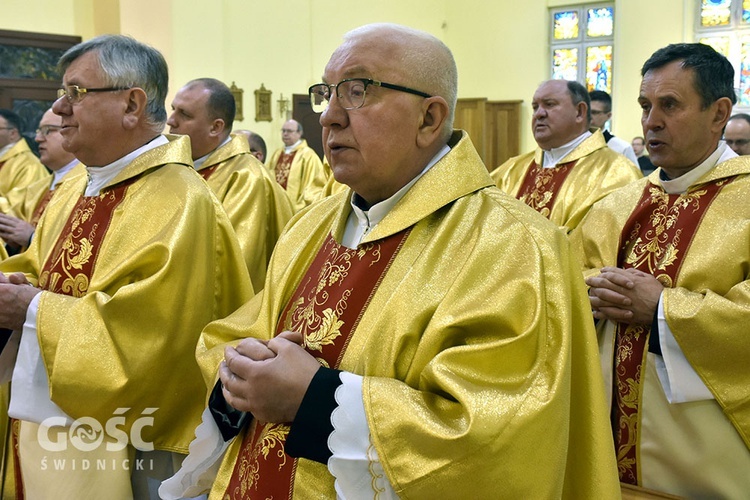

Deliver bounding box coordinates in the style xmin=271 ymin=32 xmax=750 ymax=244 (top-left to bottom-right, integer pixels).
xmin=0 ymin=140 xmax=50 ymax=199
xmin=199 ymin=131 xmax=620 ymax=499
xmin=491 ymin=129 xmax=641 ymax=233
xmin=571 ymin=157 xmax=750 ymax=498
xmin=196 ymin=134 xmax=294 ymax=291
xmin=0 ymin=135 xmax=253 ymax=495
xmin=267 ymin=139 xmax=328 ymax=213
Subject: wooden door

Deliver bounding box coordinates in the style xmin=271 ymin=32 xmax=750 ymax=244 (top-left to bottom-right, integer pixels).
xmin=292 ymin=93 xmax=324 ymax=160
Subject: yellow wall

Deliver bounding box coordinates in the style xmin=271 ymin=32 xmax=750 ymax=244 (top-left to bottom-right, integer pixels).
xmin=0 ymin=0 xmax=697 ymax=157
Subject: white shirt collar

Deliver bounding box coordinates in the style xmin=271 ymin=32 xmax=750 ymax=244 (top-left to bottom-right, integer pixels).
xmin=542 ymin=131 xmax=592 ymax=168
xmin=658 ymin=142 xmax=736 ymax=194
xmin=0 ymin=141 xmax=17 ymax=158
xmin=50 ymin=159 xmax=80 ymax=189
xmin=283 ymin=139 xmax=302 ymax=154
xmin=341 ymin=144 xmax=451 ymax=249
xmin=85 ymin=135 xmax=168 ymax=196
xmin=194 ymin=136 xmax=231 ymax=171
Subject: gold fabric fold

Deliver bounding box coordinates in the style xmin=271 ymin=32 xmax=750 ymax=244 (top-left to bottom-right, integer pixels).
xmin=199 ymin=134 xmax=293 ymax=291
xmin=0 ymin=140 xmax=50 ymax=200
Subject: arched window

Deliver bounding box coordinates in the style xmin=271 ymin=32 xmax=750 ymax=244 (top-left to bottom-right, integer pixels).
xmin=550 ymin=4 xmax=615 ymax=92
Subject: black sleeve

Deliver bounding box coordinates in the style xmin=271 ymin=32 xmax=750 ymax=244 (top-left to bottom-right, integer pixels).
xmin=286 ymin=366 xmax=343 ymax=464
xmin=207 ymin=379 xmax=251 ymax=441
xmin=648 ymin=308 xmax=662 ymax=356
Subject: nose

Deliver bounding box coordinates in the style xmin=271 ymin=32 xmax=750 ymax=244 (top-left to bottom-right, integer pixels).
xmin=319 ymin=92 xmax=348 ymax=129
xmin=35 ymin=130 xmax=45 ymax=143
xmin=166 ymin=112 xmax=177 ymax=129
xmin=642 ymin=107 xmax=663 ymax=132
xmin=52 ymin=95 xmax=71 ymax=116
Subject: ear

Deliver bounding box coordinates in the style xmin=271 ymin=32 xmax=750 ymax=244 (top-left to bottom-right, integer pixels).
xmin=122 ymin=88 xmax=148 ymax=130
xmin=711 ymin=96 xmax=733 ymax=133
xmin=576 ymin=101 xmax=588 ymax=123
xmin=209 ymin=118 xmax=226 ymax=137
xmin=416 ymin=96 xmax=449 ymax=148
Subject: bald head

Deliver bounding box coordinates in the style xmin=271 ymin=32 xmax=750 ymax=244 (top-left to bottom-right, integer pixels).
xmin=338 ymin=23 xmax=457 ymax=142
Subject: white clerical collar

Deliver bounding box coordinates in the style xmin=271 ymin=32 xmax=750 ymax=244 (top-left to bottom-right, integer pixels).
xmin=194 ymin=136 xmax=231 ymax=170
xmin=85 ymin=135 xmax=168 ymax=196
xmin=50 ymin=159 xmax=80 ymax=189
xmin=0 ymin=141 xmax=16 ymax=158
xmin=542 ymin=131 xmax=592 ymax=168
xmin=658 ymin=142 xmax=736 ymax=194
xmin=284 ymin=139 xmax=302 ymax=154
xmin=342 ymin=144 xmax=451 ymax=249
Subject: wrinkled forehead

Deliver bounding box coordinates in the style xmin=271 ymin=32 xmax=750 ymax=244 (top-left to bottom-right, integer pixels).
xmin=323 ymin=36 xmax=403 ymax=82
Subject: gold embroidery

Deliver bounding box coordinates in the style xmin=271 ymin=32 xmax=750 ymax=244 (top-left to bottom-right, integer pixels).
xmin=233 ymin=423 xmax=290 ymax=498
xmin=623 ymin=186 xmax=710 ymax=275
xmin=283 ymin=241 xmax=380 ymax=352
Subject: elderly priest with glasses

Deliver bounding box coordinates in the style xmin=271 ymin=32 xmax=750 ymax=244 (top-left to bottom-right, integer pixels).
xmin=162 ymin=23 xmax=620 ymax=499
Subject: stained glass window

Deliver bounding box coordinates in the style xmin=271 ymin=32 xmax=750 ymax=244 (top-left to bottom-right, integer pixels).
xmin=696 ymin=0 xmax=750 ymax=109
xmin=699 ymin=36 xmax=732 ymax=56
xmin=587 ymin=7 xmax=614 ymax=37
xmin=552 ymin=49 xmax=579 ymax=81
xmin=550 ymin=4 xmax=615 ymax=92
xmin=586 ymin=46 xmax=612 ymax=93
xmin=701 ymin=0 xmax=733 ymax=27
xmin=554 ymin=11 xmax=579 ymax=40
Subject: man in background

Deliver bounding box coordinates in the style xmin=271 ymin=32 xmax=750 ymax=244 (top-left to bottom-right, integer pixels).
xmin=492 ymin=80 xmax=641 ymax=233
xmin=168 ymin=78 xmax=293 ymax=290
xmin=0 ymin=108 xmax=84 ymax=254
xmin=631 ymin=135 xmax=656 ymax=175
xmin=589 ymin=90 xmax=639 ymax=165
xmin=723 ymin=113 xmax=750 ymax=155
xmin=267 ymin=118 xmax=327 ymax=212
xmin=235 ymin=129 xmax=267 ymax=162
xmin=0 ymin=110 xmax=49 ymax=198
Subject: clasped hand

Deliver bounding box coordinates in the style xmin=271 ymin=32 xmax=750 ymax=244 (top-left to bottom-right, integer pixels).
xmin=585 ymin=266 xmax=663 ymax=325
xmin=220 ymin=330 xmax=321 ymax=424
xmin=0 ymin=271 xmax=40 ymax=331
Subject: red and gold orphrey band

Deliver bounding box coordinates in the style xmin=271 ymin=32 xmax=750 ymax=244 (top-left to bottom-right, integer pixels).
xmin=29 ymin=189 xmax=56 ymax=228
xmin=274 ymin=151 xmax=296 ymax=189
xmin=38 ymin=179 xmax=136 ymax=297
xmin=515 ymin=161 xmax=576 ymax=218
xmin=198 ymin=164 xmax=220 ymax=180
xmin=223 ymin=229 xmax=410 ymax=500
xmin=612 ymin=178 xmax=734 ymax=484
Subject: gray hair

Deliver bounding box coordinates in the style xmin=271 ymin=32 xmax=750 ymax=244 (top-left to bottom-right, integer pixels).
xmin=59 ymin=35 xmax=168 ymax=131
xmin=343 ymin=24 xmax=458 ymax=142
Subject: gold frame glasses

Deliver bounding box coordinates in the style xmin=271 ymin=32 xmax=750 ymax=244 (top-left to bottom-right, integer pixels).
xmin=57 ymin=84 xmax=131 ymax=104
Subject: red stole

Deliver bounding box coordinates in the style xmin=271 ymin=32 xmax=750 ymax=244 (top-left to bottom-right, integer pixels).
xmin=29 ymin=188 xmax=56 ymax=227
xmin=198 ymin=164 xmax=219 ymax=180
xmin=222 ymin=229 xmax=410 ymax=500
xmin=612 ymin=178 xmax=734 ymax=485
xmin=515 ymin=160 xmax=576 ymax=218
xmin=38 ymin=179 xmax=135 ymax=297
xmin=274 ymin=150 xmax=297 ymax=189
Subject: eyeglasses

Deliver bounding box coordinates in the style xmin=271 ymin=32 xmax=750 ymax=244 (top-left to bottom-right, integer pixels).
xmin=281 ymin=128 xmax=298 ymax=134
xmin=35 ymin=125 xmax=62 ymax=137
xmin=57 ymin=84 xmax=131 ymax=104
xmin=308 ymin=78 xmax=432 ymax=113
xmin=724 ymin=138 xmax=750 ymax=147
